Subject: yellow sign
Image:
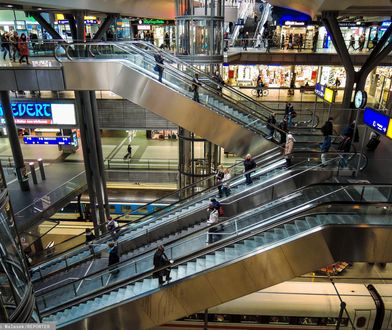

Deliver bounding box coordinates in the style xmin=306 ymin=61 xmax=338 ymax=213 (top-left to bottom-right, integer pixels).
xmin=84 ymin=16 xmax=97 ymax=20
xmin=386 ymin=118 xmax=392 ymax=139
xmin=55 ymin=14 xmax=65 ymax=20
xmin=324 ymin=87 xmax=335 ymax=103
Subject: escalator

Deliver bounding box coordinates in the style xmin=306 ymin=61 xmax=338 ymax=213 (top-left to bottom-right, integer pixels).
xmin=39 ymin=183 xmax=392 ymax=329
xmin=55 ymin=41 xmax=296 ymax=156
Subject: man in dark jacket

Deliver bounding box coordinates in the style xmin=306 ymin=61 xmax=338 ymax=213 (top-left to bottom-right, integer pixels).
xmin=243 ymin=154 xmax=256 ymax=185
xmin=108 ymin=242 xmax=120 ymax=274
xmin=154 ymin=52 xmax=164 ymax=82
xmin=153 ymin=245 xmax=172 ymax=285
xmin=267 ymin=113 xmax=276 ymax=139
xmin=320 ymin=117 xmax=333 ymax=166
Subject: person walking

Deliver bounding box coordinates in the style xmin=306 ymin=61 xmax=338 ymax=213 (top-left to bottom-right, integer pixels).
xmin=284 ymin=133 xmax=295 ymax=167
xmin=108 ymin=242 xmax=120 ymax=274
xmin=266 ymin=113 xmax=277 ymax=139
xmin=9 ymin=31 xmax=18 ymax=62
xmin=255 ymin=32 xmax=262 ymax=49
xmin=123 ymin=144 xmax=132 ymax=160
xmin=320 ymin=117 xmax=333 ymax=166
xmin=358 ymin=33 xmax=366 ymax=51
xmin=298 ymin=34 xmax=303 ymax=52
xmin=18 ymin=33 xmax=29 ymax=64
xmin=348 ymin=35 xmax=355 ymax=51
xmin=312 ymin=29 xmax=319 ymax=52
xmin=243 ymin=154 xmax=256 ymax=185
xmin=1 ymin=32 xmax=10 ymax=61
xmin=153 ymin=245 xmax=172 ymax=285
xmin=192 ymin=73 xmax=202 ymax=102
xmin=154 ymin=52 xmax=164 ymax=82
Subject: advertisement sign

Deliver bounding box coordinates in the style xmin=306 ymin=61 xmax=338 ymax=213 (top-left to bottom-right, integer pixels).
xmin=0 ymin=102 xmax=76 ymax=126
xmin=315 ymin=83 xmax=325 ymax=98
xmin=363 ymin=107 xmax=389 ymax=135
xmin=23 ymin=136 xmax=72 ymax=145
xmin=324 ymin=87 xmax=335 ymax=103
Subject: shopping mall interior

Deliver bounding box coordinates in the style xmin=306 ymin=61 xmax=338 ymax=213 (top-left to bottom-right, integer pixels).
xmin=0 ymin=0 xmax=391 ymax=329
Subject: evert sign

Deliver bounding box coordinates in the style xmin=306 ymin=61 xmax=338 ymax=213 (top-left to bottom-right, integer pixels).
xmin=0 ymin=102 xmax=76 ymax=125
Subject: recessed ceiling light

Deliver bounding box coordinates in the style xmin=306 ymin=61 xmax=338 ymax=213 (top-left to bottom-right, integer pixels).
xmin=37 ymin=7 xmax=43 ymax=10
xmin=6 ymin=4 xmax=13 ymax=7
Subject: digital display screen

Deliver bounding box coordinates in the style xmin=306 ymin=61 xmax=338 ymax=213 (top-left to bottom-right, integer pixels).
xmin=0 ymin=102 xmax=76 ymax=126
xmin=363 ymin=107 xmax=389 ymax=135
xmin=23 ymin=136 xmax=72 ymax=145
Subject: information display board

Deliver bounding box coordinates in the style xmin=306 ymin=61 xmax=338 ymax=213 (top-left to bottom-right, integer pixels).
xmin=0 ymin=102 xmax=76 ymax=126
xmin=23 ymin=136 xmax=72 ymax=145
xmin=363 ymin=107 xmax=390 ymax=135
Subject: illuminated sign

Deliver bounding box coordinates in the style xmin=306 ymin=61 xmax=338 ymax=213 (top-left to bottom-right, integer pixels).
xmin=143 ymin=19 xmax=165 ymax=25
xmin=315 ymin=83 xmax=325 ymax=98
xmin=284 ymin=21 xmax=306 ymax=26
xmin=363 ymin=107 xmax=389 ymax=135
xmin=137 ymin=25 xmax=151 ymax=30
xmin=0 ymin=103 xmax=76 ymax=126
xmin=85 ymin=19 xmax=97 ymax=25
xmin=23 ymin=136 xmax=72 ymax=145
xmin=324 ymin=87 xmax=335 ymax=103
xmin=381 ymin=21 xmax=391 ymax=28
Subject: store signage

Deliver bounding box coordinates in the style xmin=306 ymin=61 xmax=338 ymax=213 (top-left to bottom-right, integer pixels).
xmin=137 ymin=25 xmax=151 ymax=30
xmin=284 ymin=21 xmax=305 ymax=26
xmin=23 ymin=136 xmax=72 ymax=145
xmin=0 ymin=103 xmax=76 ymax=125
xmin=315 ymin=83 xmax=335 ymax=103
xmin=143 ymin=19 xmax=165 ymax=25
xmin=381 ymin=21 xmax=391 ymax=28
xmin=85 ymin=19 xmax=97 ymax=25
xmin=315 ymin=83 xmax=325 ymax=98
xmin=363 ymin=107 xmax=390 ymax=136
xmin=324 ymin=87 xmax=335 ymax=103
xmin=57 ymin=20 xmax=69 ymax=24
xmin=339 ymin=22 xmax=364 ymax=27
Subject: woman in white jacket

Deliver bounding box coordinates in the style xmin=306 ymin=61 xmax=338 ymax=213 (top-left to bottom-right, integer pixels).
xmin=206 ymin=208 xmax=219 ymax=244
xmin=221 ymin=168 xmax=232 ymax=197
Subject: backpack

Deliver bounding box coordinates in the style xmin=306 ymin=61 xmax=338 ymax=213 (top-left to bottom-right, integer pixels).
xmin=218 ymin=206 xmax=224 ymax=217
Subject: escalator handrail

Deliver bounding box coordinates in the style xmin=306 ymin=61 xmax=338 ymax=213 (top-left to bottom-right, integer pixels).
xmin=31 ymin=147 xmax=283 ymax=269
xmin=36 ymin=156 xmax=348 ymax=296
xmin=40 ymin=188 xmax=387 ymax=316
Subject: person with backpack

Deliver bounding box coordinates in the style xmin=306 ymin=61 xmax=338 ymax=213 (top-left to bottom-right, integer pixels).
xmin=154 ymin=52 xmax=164 ymax=82
xmin=215 ymin=165 xmax=225 ymax=198
xmin=243 ymin=154 xmax=256 ymax=185
xmin=153 ymin=245 xmax=172 ymax=285
xmin=266 ymin=113 xmax=277 ymax=139
xmin=320 ymin=117 xmax=333 ymax=166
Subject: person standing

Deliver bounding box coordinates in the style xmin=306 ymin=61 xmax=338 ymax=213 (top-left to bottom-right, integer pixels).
xmin=279 ymin=118 xmax=288 ymax=144
xmin=358 ymin=33 xmax=366 ymax=51
xmin=255 ymin=32 xmax=262 ymax=48
xmin=243 ymin=31 xmax=249 ymax=51
xmin=243 ymin=154 xmax=256 ymax=185
xmin=9 ymin=31 xmax=19 ymax=62
xmin=18 ymin=33 xmax=29 ymax=64
xmin=154 ymin=52 xmax=164 ymax=83
xmin=320 ymin=117 xmax=333 ymax=166
xmin=206 ymin=206 xmax=219 ymax=244
xmin=106 ymin=217 xmax=119 ymax=241
xmin=284 ymin=133 xmax=295 ymax=167
xmin=312 ymin=29 xmax=319 ymax=52
xmin=1 ymin=32 xmax=10 ymax=61
xmin=85 ymin=228 xmax=95 ymax=243
xmin=215 ymin=165 xmax=225 ymax=198
xmin=192 ymin=73 xmax=202 ymax=102
xmin=164 ymin=32 xmax=170 ymax=49
xmin=266 ymin=113 xmax=276 ymax=139
xmin=213 ymin=71 xmax=224 ymax=95
xmin=222 ymin=168 xmax=232 ymax=197
xmin=108 ymin=242 xmax=120 ymax=274
xmin=153 ymin=245 xmax=172 ymax=285
xmin=298 ymin=34 xmax=303 ymax=52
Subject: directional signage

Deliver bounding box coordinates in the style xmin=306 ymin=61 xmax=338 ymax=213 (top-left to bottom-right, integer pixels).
xmin=315 ymin=83 xmax=325 ymax=98
xmin=23 ymin=136 xmax=72 ymax=145
xmin=363 ymin=107 xmax=389 ymax=135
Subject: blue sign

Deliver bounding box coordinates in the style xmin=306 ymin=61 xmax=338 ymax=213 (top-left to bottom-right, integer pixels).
xmin=363 ymin=107 xmax=389 ymax=135
xmin=23 ymin=136 xmax=72 ymax=145
xmin=0 ymin=103 xmax=52 ymax=120
xmin=315 ymin=83 xmax=325 ymax=98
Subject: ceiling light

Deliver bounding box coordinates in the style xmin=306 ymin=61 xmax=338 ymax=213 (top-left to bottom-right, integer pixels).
xmin=6 ymin=4 xmax=13 ymax=7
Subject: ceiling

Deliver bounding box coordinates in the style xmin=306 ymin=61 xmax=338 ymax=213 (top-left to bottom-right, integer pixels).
xmin=1 ymin=0 xmax=392 ymax=19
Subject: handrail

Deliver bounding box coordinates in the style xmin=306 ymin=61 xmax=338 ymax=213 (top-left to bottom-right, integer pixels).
xmin=39 ymin=183 xmax=390 ymax=314
xmin=31 ymin=147 xmax=282 ymax=267
xmin=35 ymin=156 xmax=344 ymax=293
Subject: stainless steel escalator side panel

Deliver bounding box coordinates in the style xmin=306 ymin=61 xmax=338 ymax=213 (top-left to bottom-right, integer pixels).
xmin=60 ymin=223 xmax=392 ymax=330
xmin=62 ymin=60 xmax=274 ymax=156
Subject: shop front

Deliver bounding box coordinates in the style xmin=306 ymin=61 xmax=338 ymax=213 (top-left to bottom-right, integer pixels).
xmin=369 ymin=67 xmax=392 ymax=109
xmin=0 ymin=10 xmax=42 ymax=38
xmin=222 ymin=64 xmax=319 ymax=88
xmin=276 ymin=21 xmax=316 ymax=50
xmin=132 ymin=18 xmax=175 ymax=49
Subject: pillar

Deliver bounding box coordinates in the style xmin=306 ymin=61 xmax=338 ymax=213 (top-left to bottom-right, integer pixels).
xmin=92 ymin=14 xmax=117 ymax=41
xmin=322 ymin=12 xmax=392 ymax=117
xmin=0 ymin=92 xmax=29 ymax=191
xmin=26 ymin=12 xmax=64 ymax=40
xmin=75 ymin=91 xmax=108 ymax=235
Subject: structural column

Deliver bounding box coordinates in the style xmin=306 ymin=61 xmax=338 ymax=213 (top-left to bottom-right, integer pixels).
xmin=75 ymin=91 xmax=108 ymax=235
xmin=0 ymin=92 xmax=29 ymax=191
xmin=26 ymin=12 xmax=64 ymax=40
xmin=322 ymin=11 xmax=392 ymax=114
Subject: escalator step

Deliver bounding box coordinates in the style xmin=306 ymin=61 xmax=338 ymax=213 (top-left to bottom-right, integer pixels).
xmin=284 ymin=223 xmax=298 ymax=236
xmin=294 ymin=219 xmax=309 ymax=231
xmin=186 ymin=261 xmax=197 ymax=276
xmin=306 ymin=216 xmax=320 ymax=228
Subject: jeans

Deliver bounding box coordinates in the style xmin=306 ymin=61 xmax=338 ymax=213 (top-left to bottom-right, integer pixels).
xmin=245 ymin=172 xmax=252 ymax=185
xmin=158 ymin=69 xmax=163 ymax=82
xmin=222 ymin=186 xmax=231 ymax=197
xmin=193 ymin=90 xmax=200 ymax=102
xmin=339 ymin=154 xmax=349 ymax=168
xmin=320 ymin=135 xmax=331 ymax=152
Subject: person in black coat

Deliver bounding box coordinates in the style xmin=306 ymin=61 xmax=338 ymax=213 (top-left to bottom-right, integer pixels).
xmin=153 ymin=245 xmax=172 ymax=285
xmin=108 ymin=242 xmax=120 ymax=274
xmin=243 ymin=154 xmax=256 ymax=185
xmin=154 ymin=52 xmax=164 ymax=82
